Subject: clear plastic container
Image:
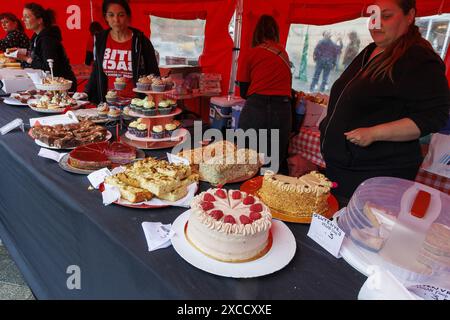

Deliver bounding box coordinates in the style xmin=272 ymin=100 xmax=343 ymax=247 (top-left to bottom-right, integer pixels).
xmin=338 ymin=177 xmax=450 ymax=286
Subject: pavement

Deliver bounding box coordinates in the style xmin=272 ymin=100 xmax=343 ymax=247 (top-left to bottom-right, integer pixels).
xmin=0 ymin=242 xmax=35 ymax=300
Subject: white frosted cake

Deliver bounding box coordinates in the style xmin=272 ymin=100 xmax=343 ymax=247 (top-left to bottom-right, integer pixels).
xmin=187 ymin=188 xmax=272 ymax=262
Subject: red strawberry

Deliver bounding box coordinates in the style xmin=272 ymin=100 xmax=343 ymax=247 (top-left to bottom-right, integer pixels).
xmin=200 ymin=201 xmax=214 ymax=211
xmin=203 ymin=193 xmax=216 ymax=202
xmin=250 ymin=203 xmax=263 ymax=212
xmin=210 ymin=210 xmax=224 ymax=220
xmin=223 ymin=215 xmax=236 ymax=224
xmin=215 ymin=189 xmax=227 ymax=199
xmin=243 ymin=196 xmax=255 ymax=205
xmin=231 ymin=191 xmax=241 ymax=199
xmin=239 ymin=215 xmax=252 ymax=225
xmin=250 ymin=212 xmax=262 ymax=221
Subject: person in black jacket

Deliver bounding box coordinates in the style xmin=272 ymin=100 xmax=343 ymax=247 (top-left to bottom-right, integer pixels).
xmin=17 ymin=3 xmax=77 ymax=92
xmin=0 ymin=12 xmax=29 ymax=52
xmin=319 ymin=0 xmax=449 ymax=204
xmin=85 ymin=0 xmax=159 ymax=103
xmin=85 ymin=21 xmax=103 ymax=66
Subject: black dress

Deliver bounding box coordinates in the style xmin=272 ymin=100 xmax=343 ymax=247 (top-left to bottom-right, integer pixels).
xmin=320 ymin=43 xmax=450 ymax=198
xmin=0 ymin=29 xmax=30 ymax=52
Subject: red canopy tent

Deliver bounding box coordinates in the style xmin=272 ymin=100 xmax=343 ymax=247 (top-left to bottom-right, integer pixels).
xmin=1 ymin=0 xmax=450 ymax=91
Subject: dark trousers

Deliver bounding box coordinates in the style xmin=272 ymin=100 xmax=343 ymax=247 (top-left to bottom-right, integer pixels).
xmin=238 ymin=94 xmax=292 ymax=175
xmin=310 ymin=61 xmax=333 ymax=92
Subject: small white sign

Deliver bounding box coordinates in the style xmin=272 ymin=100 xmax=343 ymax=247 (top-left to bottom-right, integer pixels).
xmin=102 ymin=184 xmax=121 ymax=206
xmin=38 ymin=148 xmax=67 ymax=162
xmin=87 ymin=168 xmax=112 ymax=189
xmin=307 ymin=213 xmax=345 ymax=258
xmin=29 ymin=111 xmax=79 ymax=127
xmin=408 ymin=285 xmax=450 ymax=300
xmin=142 ymin=222 xmax=174 ymax=251
xmin=0 ymin=118 xmax=24 ymax=135
xmin=167 ymin=153 xmax=190 ymax=165
xmin=110 ymin=166 xmax=125 ymax=175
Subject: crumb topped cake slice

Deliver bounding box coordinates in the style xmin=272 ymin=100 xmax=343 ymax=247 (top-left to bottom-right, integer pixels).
xmin=258 ymin=170 xmax=332 ymax=218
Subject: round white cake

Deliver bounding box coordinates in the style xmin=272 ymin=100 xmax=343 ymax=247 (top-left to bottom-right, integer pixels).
xmin=187 ymin=188 xmax=272 ymax=262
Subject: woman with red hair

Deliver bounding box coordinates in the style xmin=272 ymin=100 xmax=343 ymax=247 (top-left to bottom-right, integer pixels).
xmin=0 ymin=12 xmax=29 ymax=52
xmin=320 ymin=0 xmax=450 ymax=204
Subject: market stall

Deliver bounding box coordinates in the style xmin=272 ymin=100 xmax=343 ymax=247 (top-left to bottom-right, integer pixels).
xmin=0 ymin=101 xmax=367 ymax=299
xmin=0 ymin=0 xmax=449 ymax=300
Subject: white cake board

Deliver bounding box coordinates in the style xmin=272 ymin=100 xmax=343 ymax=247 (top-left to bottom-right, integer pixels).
xmin=171 ymin=210 xmax=296 ymax=278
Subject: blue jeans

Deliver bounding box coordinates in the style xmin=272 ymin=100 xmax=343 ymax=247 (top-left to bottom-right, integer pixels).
xmin=310 ymin=61 xmax=333 ymax=92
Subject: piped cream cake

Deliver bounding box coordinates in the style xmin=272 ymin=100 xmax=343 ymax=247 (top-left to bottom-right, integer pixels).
xmin=187 ymin=188 xmax=272 ymax=262
xmin=258 ymin=170 xmax=332 ymax=218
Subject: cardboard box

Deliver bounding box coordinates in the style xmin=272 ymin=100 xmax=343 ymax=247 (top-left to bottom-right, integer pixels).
xmin=1 ymin=77 xmax=35 ymax=93
xmin=0 ymin=68 xmax=37 ymax=93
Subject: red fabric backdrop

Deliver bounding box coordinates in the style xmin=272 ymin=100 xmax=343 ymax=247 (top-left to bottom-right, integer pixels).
xmin=1 ymin=0 xmax=449 ymax=89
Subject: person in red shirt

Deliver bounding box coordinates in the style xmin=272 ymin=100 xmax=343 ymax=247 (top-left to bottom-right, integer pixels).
xmin=86 ymin=0 xmax=159 ymax=102
xmin=237 ymin=15 xmax=292 ymax=174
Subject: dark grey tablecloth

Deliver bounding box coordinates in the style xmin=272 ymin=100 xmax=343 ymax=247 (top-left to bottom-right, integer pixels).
xmin=0 ymin=100 xmax=366 ymax=299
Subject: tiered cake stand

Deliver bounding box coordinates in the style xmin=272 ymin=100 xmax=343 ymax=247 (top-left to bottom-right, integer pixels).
xmin=28 ymin=81 xmax=74 ymax=114
xmin=120 ymin=88 xmax=188 ymax=150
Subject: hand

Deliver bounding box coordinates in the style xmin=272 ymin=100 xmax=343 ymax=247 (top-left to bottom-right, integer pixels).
xmin=344 ymin=127 xmax=376 ymax=147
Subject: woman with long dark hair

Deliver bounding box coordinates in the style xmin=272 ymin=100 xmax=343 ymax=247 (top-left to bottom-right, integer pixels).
xmin=17 ymin=3 xmax=77 ymax=91
xmin=85 ymin=0 xmax=159 ymax=102
xmin=319 ymin=0 xmax=449 ymax=204
xmin=0 ymin=12 xmax=29 ymax=52
xmin=237 ymin=15 xmax=292 ymax=174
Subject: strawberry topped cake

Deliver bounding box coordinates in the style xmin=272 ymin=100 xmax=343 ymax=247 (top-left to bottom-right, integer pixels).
xmin=187 ymin=188 xmax=272 ymax=262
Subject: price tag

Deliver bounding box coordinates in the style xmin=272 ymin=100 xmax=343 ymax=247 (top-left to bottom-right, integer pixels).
xmin=141 ymin=222 xmax=174 ymax=251
xmin=0 ymin=118 xmax=24 ymax=135
xmin=167 ymin=153 xmax=190 ymax=165
xmin=38 ymin=148 xmax=67 ymax=162
xmin=87 ymin=168 xmax=112 ymax=189
xmin=307 ymin=213 xmax=345 ymax=258
xmin=102 ymin=184 xmax=121 ymax=206
xmin=29 ymin=111 xmax=78 ymax=127
xmin=408 ymin=285 xmax=450 ymax=300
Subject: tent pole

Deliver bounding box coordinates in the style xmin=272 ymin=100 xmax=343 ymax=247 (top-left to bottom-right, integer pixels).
xmin=227 ymin=0 xmax=243 ymax=99
xmin=441 ymin=20 xmax=450 ymax=59
xmin=425 ymin=18 xmax=433 ymax=40
xmin=90 ymin=0 xmax=94 ymax=23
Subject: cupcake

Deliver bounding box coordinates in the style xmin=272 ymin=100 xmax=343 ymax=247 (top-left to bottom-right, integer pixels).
xmin=105 ymin=90 xmax=118 ymax=104
xmin=107 ymin=107 xmax=121 ymax=121
xmin=128 ymin=121 xmax=139 ymax=135
xmin=114 ymin=77 xmax=126 ymax=90
xmin=151 ymin=125 xmax=165 ymax=139
xmin=136 ymin=76 xmax=152 ymax=91
xmin=158 ymin=100 xmax=172 ymax=115
xmin=151 ymin=78 xmax=166 ymax=92
xmin=130 ymin=98 xmax=141 ymax=112
xmin=142 ymin=100 xmax=157 ymax=116
xmin=134 ymin=99 xmax=145 ymax=114
xmin=172 ymin=120 xmax=181 ymax=129
xmin=166 ymin=99 xmax=177 ymax=111
xmin=163 ymin=77 xmax=174 ymax=91
xmin=122 ymin=106 xmax=133 ymax=120
xmin=136 ymin=123 xmax=148 ymax=138
xmin=97 ymin=102 xmax=109 ymax=118
xmin=164 ymin=122 xmax=178 ymax=137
